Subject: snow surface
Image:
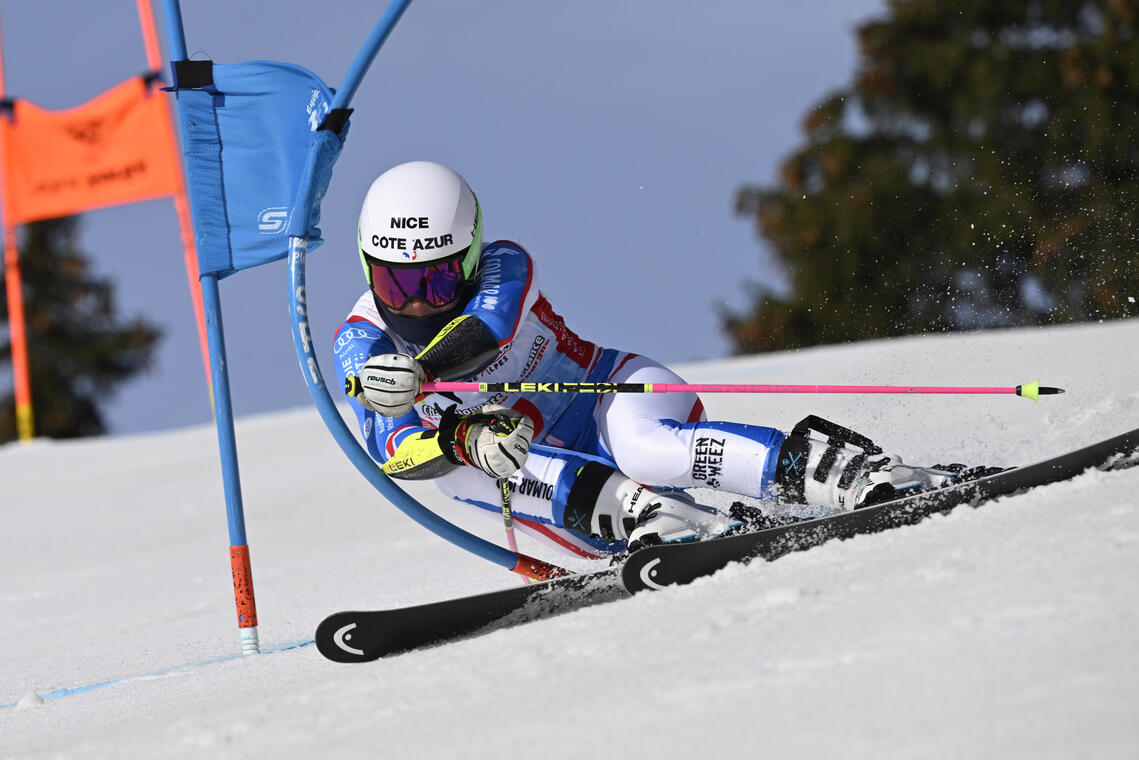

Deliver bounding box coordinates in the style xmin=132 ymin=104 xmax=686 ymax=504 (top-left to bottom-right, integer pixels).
xmin=3 ymin=319 xmax=1138 ymax=759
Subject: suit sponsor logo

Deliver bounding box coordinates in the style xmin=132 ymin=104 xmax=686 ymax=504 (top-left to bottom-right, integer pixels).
xmin=533 ymin=297 xmax=594 ymax=369
xmin=333 ymin=327 xmax=371 ymax=352
xmin=422 ymin=396 xmax=503 ymax=420
xmin=519 ymin=336 xmax=548 ymax=380
xmin=506 ymin=477 xmax=554 ymax=501
xmin=470 ymin=255 xmax=502 ymax=310
xmin=484 ymin=353 xmax=509 ymax=373
xmin=692 ymin=437 xmax=725 ymax=489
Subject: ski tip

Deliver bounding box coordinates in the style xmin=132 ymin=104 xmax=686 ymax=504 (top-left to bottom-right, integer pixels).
xmin=315 ymin=614 xmax=381 ymax=663
xmin=1016 ymin=381 xmax=1065 ymax=401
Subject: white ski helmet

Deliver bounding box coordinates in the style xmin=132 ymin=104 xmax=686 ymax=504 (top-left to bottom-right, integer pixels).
xmin=357 ymin=161 xmax=483 ymax=312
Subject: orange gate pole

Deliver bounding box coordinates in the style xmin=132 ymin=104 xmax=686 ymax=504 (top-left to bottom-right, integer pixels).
xmin=0 ymin=16 xmax=35 ymax=441
xmin=2 ymin=225 xmax=34 ymax=441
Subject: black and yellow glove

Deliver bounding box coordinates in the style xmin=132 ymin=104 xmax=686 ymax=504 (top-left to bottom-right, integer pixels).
xmin=445 ymin=405 xmax=535 ymax=479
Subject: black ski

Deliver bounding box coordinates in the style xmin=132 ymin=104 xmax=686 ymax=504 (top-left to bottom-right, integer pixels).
xmin=316 ymin=426 xmax=1138 ymax=661
xmin=622 ymin=426 xmax=1139 ymax=593
xmin=315 ymin=566 xmax=626 ymax=662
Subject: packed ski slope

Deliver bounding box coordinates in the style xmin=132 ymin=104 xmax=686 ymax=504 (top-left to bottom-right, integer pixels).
xmin=3 ymin=319 xmax=1138 ymax=759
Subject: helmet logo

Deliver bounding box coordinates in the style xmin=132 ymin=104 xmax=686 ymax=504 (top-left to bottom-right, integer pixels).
xmin=370 ymin=233 xmax=455 ymax=252
xmin=391 ymin=217 xmax=429 ymax=228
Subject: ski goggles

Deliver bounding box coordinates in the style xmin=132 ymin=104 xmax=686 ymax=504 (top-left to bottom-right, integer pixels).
xmin=365 ymin=252 xmax=468 ymax=310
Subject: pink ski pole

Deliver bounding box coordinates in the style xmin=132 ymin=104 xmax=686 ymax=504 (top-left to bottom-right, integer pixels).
xmin=417 ymin=379 xmax=1064 ymax=402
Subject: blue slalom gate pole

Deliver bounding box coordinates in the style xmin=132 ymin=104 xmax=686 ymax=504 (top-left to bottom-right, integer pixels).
xmin=162 ymin=0 xmax=566 ymax=660
xmin=329 ymin=0 xmax=413 ymax=111
xmin=200 ymin=274 xmax=260 ymax=653
xmin=286 ymin=0 xmax=567 ymax=581
xmin=161 ymin=0 xmax=188 ymax=60
xmin=162 ymin=0 xmax=260 ymax=655
xmin=288 ymin=239 xmax=523 ymax=571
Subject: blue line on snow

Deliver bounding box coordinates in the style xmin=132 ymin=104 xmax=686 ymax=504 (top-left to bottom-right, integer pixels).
xmin=0 ymin=638 xmax=315 ymax=711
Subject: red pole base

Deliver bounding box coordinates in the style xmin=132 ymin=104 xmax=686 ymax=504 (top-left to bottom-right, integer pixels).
xmin=512 ymin=553 xmax=571 ymax=582
xmin=229 ymin=544 xmax=258 ymax=628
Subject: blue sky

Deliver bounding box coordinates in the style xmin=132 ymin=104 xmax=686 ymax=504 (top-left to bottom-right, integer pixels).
xmin=1 ymin=0 xmax=885 ymax=435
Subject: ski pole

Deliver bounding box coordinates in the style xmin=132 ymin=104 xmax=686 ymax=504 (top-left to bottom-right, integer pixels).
xmin=498 ymin=477 xmax=538 ymax=586
xmin=413 ymin=379 xmax=1064 ymax=402
xmin=345 ymin=376 xmax=1063 ymax=402
xmin=498 ymin=477 xmax=520 ymax=553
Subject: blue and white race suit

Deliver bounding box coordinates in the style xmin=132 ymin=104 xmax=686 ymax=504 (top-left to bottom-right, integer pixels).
xmin=334 ymin=241 xmax=785 ymax=557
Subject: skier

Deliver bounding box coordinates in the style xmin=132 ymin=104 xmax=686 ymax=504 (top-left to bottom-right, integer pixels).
xmin=333 ymin=161 xmax=977 ymax=558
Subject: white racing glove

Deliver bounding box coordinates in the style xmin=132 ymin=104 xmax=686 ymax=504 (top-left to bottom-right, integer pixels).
xmin=354 ymin=353 xmax=426 ymax=417
xmin=446 ymin=405 xmax=535 ymax=479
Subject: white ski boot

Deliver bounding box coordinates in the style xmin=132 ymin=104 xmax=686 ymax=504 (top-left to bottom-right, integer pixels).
xmin=563 ymin=463 xmax=732 ymax=550
xmin=774 ymin=415 xmax=979 ymax=511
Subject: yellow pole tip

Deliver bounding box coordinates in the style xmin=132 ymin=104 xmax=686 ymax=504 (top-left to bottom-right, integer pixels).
xmin=1017 ymin=380 xmax=1040 ymax=402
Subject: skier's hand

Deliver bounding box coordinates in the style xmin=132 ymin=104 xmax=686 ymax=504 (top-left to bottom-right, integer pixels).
xmin=354 ymin=353 xmax=426 ymax=417
xmin=452 ymin=405 xmax=535 ymax=479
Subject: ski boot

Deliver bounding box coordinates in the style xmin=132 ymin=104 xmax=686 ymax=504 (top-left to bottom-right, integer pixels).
xmin=773 ymin=415 xmax=999 ymax=511
xmin=563 ymin=463 xmax=733 ymax=551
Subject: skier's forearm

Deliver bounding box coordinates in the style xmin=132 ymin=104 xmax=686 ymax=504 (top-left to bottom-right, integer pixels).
xmin=414 ymin=314 xmax=500 ymax=381
xmin=382 ymin=427 xmax=462 ymax=480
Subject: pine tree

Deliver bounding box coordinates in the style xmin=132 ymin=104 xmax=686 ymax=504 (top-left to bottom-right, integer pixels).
xmin=727 ymin=0 xmax=1139 ymax=353
xmin=0 ymin=217 xmax=161 ymax=441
